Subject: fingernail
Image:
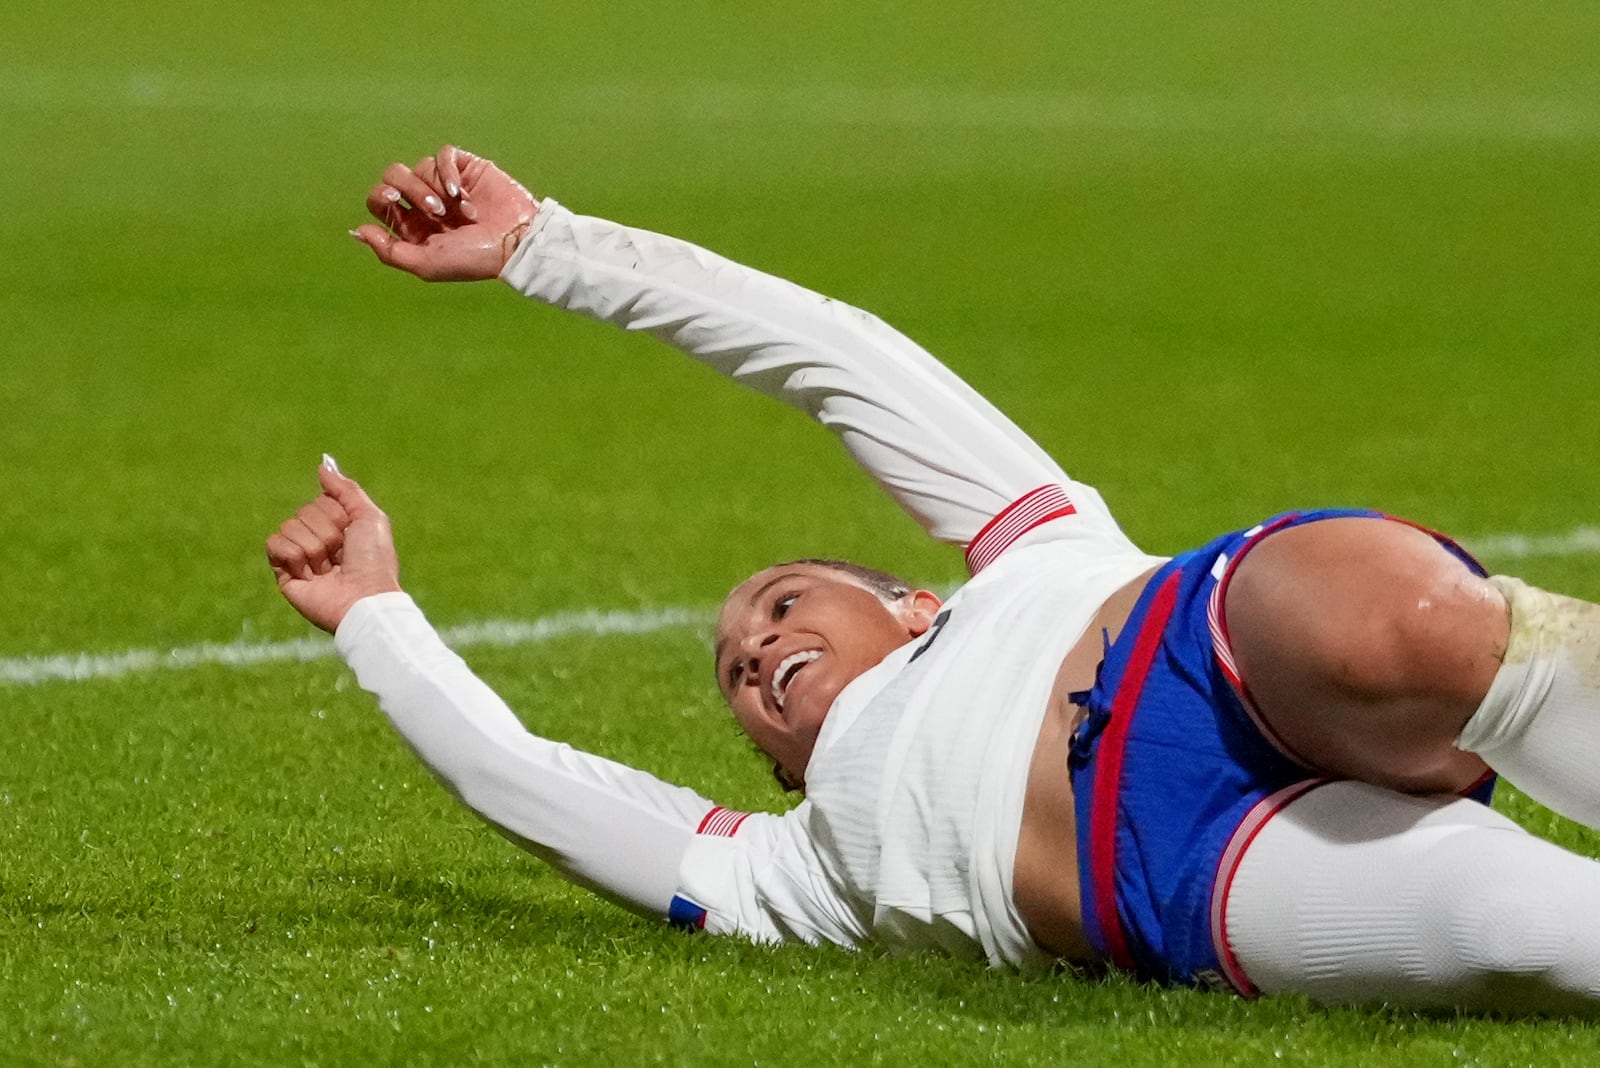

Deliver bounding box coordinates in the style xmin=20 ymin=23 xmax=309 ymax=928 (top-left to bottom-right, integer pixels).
xmin=382 ymin=188 xmax=401 ymax=203
xmin=460 ymin=200 xmax=478 ymax=221
xmin=321 ymin=453 xmax=342 ymax=475
xmin=425 ymin=195 xmax=445 ymax=215
xmin=447 ymin=180 xmax=460 ymax=198
xmin=347 ymin=229 xmax=364 ymax=242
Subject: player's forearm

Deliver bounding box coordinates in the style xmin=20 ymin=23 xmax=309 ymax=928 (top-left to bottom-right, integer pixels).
xmin=499 ymin=202 xmax=1084 ymax=549
xmin=333 ymin=591 xmax=712 ymax=917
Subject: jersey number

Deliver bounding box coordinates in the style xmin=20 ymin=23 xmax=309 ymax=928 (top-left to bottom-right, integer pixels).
xmin=909 ymin=609 xmax=952 ymax=663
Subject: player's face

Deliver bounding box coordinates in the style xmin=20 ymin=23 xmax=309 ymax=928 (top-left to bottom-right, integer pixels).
xmin=715 ymin=564 xmax=941 ymax=790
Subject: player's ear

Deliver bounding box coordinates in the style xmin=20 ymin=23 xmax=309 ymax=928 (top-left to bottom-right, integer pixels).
xmin=898 ymin=589 xmax=944 ymax=637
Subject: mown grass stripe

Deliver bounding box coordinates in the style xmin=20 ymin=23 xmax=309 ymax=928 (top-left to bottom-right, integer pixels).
xmin=2 ymin=66 xmax=1597 ymax=143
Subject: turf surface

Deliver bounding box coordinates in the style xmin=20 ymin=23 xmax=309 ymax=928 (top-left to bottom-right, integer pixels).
xmin=5 ymin=1 xmax=1600 ymax=1063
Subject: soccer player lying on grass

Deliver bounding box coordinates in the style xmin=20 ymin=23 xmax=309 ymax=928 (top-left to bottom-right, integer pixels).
xmin=268 ymin=144 xmax=1600 ymax=1014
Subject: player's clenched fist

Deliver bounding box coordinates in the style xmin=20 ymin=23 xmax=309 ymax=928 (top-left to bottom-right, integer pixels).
xmin=266 ymin=456 xmax=403 ymax=633
xmin=350 ymin=143 xmax=540 ymax=282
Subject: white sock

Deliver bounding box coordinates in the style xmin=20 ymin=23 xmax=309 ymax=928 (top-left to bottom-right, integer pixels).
xmin=1457 ymin=576 xmax=1600 ymax=828
xmin=1226 ymin=781 xmax=1600 ymax=1015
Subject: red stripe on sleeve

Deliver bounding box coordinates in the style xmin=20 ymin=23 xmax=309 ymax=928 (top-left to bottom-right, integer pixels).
xmin=696 ymin=806 xmax=751 ymax=837
xmin=965 ymin=486 xmax=1077 ymax=575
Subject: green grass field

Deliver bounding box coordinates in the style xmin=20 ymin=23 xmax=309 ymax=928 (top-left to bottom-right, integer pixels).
xmin=5 ymin=2 xmax=1600 ymax=1063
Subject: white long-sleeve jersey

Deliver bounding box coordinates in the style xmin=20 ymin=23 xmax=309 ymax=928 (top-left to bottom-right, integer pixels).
xmin=333 ymin=202 xmax=1165 ymax=968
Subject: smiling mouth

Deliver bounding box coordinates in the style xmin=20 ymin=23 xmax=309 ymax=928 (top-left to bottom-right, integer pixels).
xmin=771 ymin=650 xmax=822 ymax=711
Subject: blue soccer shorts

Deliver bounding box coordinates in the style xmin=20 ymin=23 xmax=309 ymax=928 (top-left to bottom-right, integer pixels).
xmin=1068 ymin=508 xmax=1494 ymax=994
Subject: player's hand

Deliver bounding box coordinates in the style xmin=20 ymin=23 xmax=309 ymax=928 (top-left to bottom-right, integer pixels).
xmin=351 ymin=144 xmax=538 ymax=282
xmin=266 ymin=457 xmax=403 ymax=633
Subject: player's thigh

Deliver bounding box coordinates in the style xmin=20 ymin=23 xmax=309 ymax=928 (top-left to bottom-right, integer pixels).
xmin=1223 ymin=517 xmax=1505 ymax=791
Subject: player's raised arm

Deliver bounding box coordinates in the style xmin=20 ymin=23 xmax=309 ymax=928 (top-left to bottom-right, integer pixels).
xmin=266 ymin=460 xmax=856 ymax=943
xmin=354 ymin=146 xmax=1146 ymax=572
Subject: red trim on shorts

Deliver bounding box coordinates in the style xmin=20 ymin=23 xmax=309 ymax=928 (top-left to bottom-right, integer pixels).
xmin=1088 ymin=570 xmax=1183 ymax=973
xmin=1209 ymin=778 xmax=1331 ymax=998
xmin=1207 ymin=516 xmax=1318 ymax=768
xmin=696 ymin=806 xmax=751 ymax=837
xmin=1388 ymin=517 xmax=1486 ymax=573
xmin=964 ymin=485 xmax=1078 ymax=575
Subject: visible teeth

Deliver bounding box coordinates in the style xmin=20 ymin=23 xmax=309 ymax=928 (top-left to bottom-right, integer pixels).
xmin=772 ymin=650 xmax=822 ymax=709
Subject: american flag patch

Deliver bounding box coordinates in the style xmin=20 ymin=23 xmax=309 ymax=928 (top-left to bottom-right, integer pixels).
xmin=965 ymin=485 xmax=1077 ymax=575
xmin=696 ymin=806 xmax=751 ymax=837
xmin=668 ymin=895 xmax=708 ymax=931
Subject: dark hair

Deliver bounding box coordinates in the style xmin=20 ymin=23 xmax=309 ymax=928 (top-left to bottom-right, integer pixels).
xmin=781 ymin=558 xmax=911 ymax=601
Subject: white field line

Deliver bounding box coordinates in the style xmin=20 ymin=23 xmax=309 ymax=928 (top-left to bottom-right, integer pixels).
xmin=1463 ymin=526 xmax=1600 ymax=560
xmin=2 ymin=527 xmax=1597 ymax=688
xmin=2 ymin=65 xmax=1598 ymax=143
xmin=0 ymin=606 xmax=713 ymax=688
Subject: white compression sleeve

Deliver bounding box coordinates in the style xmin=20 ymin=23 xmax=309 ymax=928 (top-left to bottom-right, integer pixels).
xmin=1456 ymin=576 xmax=1600 ymax=829
xmin=1225 ymin=781 xmax=1600 ymax=1015
xmin=334 ymin=592 xmax=716 ymax=918
xmin=499 ymin=201 xmax=1136 ymax=558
